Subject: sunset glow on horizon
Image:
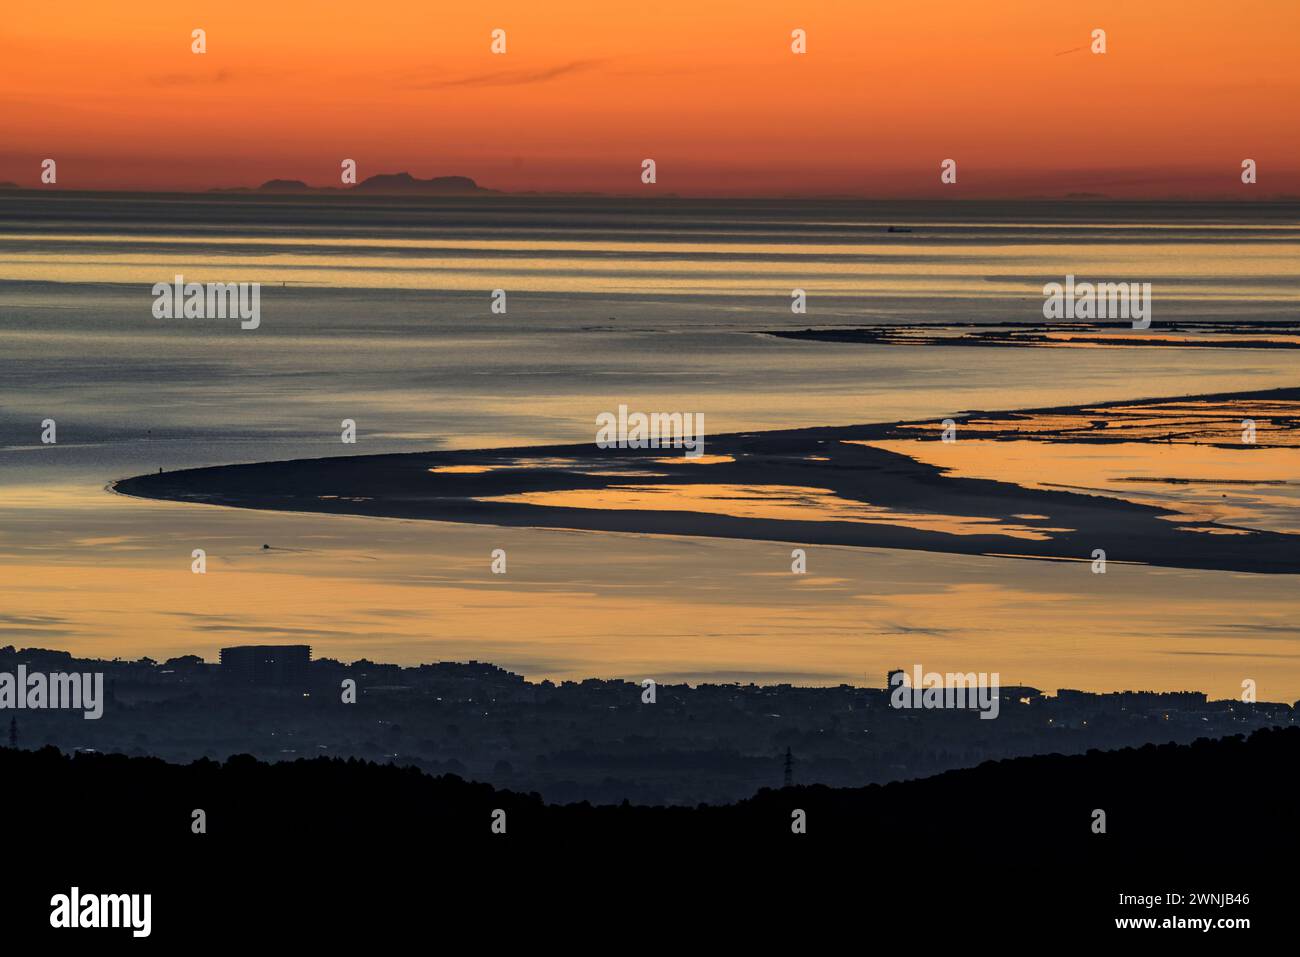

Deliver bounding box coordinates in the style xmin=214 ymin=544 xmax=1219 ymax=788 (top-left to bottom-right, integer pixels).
xmin=2 ymin=0 xmax=1298 ymax=196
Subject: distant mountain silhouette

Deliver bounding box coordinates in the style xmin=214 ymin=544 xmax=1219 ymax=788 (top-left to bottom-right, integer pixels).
xmin=352 ymin=172 xmax=491 ymax=195
xmin=255 ymin=178 xmax=313 ymax=193
xmin=208 ymin=173 xmax=495 ymax=195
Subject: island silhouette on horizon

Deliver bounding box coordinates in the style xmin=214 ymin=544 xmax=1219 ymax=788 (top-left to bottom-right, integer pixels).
xmin=208 ymin=171 xmax=496 ymax=195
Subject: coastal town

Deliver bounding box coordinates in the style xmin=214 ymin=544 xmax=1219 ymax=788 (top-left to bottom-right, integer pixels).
xmin=4 ymin=643 xmax=1291 ymax=806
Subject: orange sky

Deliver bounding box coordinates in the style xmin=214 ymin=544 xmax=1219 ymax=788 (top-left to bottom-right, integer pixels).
xmin=2 ymin=0 xmax=1297 ymax=196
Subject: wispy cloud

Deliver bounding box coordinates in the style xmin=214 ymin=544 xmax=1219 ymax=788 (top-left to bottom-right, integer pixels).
xmin=880 ymin=622 xmax=959 ymax=639
xmin=146 ymin=69 xmax=234 ymax=87
xmin=399 ymin=59 xmax=604 ymax=90
xmin=0 ymin=613 xmax=71 ymax=639
xmin=0 ymin=614 xmax=66 ymax=626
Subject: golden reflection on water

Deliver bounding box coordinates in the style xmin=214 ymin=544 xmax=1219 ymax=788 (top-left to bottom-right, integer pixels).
xmin=899 ymin=399 xmax=1300 ymax=446
xmin=476 ymin=483 xmax=1068 ymax=540
xmin=5 ymin=236 xmax=1300 ymax=297
xmin=651 ymin=455 xmax=735 ymax=465
xmin=865 ymin=440 xmax=1300 ymax=533
xmin=1 ymin=484 xmax=1298 ymax=698
xmin=1042 ymin=331 xmax=1300 ymax=347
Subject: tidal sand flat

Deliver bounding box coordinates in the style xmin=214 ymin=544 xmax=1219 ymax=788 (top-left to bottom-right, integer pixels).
xmin=869 ymin=389 xmax=1300 ymax=536
xmin=115 ymin=387 xmax=1300 ymax=575
xmin=766 ymin=319 xmax=1300 ymax=350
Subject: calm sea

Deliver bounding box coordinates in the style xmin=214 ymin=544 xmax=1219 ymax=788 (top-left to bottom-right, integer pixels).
xmin=2 ymin=194 xmax=1298 ymax=695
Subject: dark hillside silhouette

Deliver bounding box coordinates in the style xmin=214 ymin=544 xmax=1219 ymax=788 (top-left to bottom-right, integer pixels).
xmin=7 ymin=726 xmax=1295 ymax=845
xmin=6 ymin=727 xmax=1292 ymax=940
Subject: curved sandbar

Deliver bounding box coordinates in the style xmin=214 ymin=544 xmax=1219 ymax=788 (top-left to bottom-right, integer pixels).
xmin=114 ymin=387 xmax=1300 ymax=575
